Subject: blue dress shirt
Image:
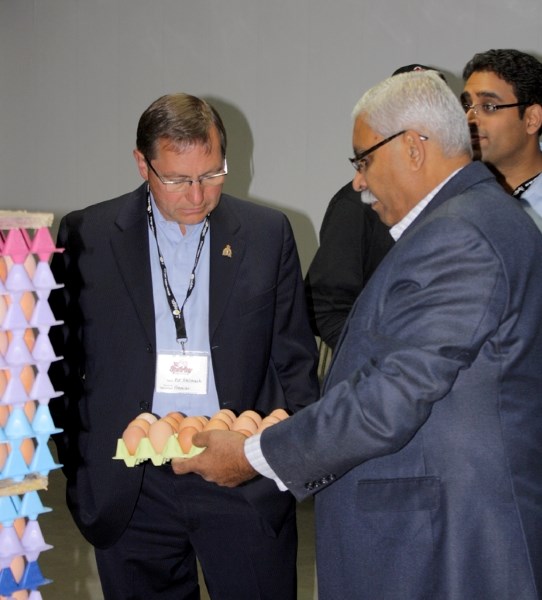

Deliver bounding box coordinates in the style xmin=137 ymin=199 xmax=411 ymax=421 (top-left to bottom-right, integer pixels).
xmin=148 ymin=194 xmax=220 ymax=417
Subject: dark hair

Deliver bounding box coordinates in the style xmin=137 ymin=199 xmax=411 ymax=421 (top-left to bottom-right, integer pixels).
xmin=136 ymin=93 xmax=227 ymax=160
xmin=462 ymin=49 xmax=542 ymax=119
xmin=392 ymin=64 xmax=447 ymax=83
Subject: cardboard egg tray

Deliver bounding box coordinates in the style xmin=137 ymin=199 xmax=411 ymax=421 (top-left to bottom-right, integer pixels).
xmin=113 ymin=435 xmax=205 ymax=467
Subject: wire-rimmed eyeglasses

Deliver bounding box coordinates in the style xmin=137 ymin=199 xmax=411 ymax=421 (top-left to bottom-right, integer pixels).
xmin=145 ymin=157 xmax=228 ymax=193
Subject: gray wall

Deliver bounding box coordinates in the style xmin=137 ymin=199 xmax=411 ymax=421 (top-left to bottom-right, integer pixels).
xmin=1 ymin=0 xmax=541 ymax=271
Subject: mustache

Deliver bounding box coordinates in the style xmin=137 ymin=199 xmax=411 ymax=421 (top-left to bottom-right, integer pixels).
xmin=361 ymin=190 xmax=378 ymax=205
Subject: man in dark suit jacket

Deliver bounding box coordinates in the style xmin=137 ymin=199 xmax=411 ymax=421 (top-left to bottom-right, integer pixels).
xmin=175 ymin=72 xmax=542 ymax=599
xmin=304 ymin=181 xmax=393 ymax=349
xmin=49 ymin=93 xmax=319 ymax=599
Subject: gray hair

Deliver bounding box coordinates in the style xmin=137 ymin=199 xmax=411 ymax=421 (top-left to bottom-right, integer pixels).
xmin=352 ymin=71 xmax=472 ymax=158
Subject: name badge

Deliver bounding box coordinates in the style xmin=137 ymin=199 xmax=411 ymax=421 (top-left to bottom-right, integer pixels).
xmin=155 ymin=351 xmax=209 ymax=395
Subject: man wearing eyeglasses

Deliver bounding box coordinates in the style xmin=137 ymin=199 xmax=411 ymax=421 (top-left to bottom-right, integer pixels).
xmin=174 ymin=71 xmax=542 ymax=599
xmin=49 ymin=93 xmax=319 ymax=599
xmin=304 ymin=65 xmax=443 ymax=361
xmin=462 ymin=48 xmax=542 ymax=230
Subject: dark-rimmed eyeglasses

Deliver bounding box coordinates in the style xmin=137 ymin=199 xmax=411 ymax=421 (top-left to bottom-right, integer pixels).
xmin=145 ymin=157 xmax=228 ymax=193
xmin=462 ymin=102 xmax=530 ymax=116
xmin=349 ymin=131 xmax=405 ymax=174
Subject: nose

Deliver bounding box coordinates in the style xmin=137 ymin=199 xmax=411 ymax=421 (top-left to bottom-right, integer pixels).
xmin=352 ymin=170 xmax=368 ymax=192
xmin=465 ymin=106 xmax=478 ymax=123
xmin=187 ymin=181 xmax=205 ymax=205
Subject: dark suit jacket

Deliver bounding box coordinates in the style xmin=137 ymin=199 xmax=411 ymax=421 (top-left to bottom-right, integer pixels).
xmin=49 ymin=183 xmax=319 ymax=548
xmin=262 ymin=163 xmax=542 ymax=599
xmin=305 ymin=181 xmax=394 ymax=348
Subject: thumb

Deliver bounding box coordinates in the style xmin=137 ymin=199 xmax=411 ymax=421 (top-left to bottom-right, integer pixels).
xmin=191 ymin=430 xmax=210 ymax=448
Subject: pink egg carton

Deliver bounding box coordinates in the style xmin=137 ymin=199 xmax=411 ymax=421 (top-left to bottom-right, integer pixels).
xmin=113 ymin=436 xmax=205 ymax=467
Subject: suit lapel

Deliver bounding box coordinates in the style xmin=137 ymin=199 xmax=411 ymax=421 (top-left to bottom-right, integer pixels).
xmin=209 ymin=195 xmax=245 ymax=338
xmin=110 ymin=184 xmax=156 ymax=345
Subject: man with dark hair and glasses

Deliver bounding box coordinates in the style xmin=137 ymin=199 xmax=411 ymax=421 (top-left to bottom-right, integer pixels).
xmin=462 ymin=49 xmax=542 ymax=230
xmin=49 ymin=92 xmax=319 ymax=599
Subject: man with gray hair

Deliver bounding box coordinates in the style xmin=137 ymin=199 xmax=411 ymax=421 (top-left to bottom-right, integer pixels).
xmin=174 ymin=72 xmax=542 ymax=599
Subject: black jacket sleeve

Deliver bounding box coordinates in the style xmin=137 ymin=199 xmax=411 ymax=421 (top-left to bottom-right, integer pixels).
xmin=305 ymin=182 xmax=394 ymax=349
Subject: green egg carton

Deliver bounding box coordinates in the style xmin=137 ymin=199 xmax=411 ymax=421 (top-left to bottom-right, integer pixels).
xmin=113 ymin=434 xmax=205 ymax=467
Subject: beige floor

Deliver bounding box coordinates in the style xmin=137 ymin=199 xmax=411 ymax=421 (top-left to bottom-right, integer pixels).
xmin=38 ymin=452 xmax=318 ymax=599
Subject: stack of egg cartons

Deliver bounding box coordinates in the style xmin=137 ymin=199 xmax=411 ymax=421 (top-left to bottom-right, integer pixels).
xmin=0 ymin=211 xmax=63 ymax=600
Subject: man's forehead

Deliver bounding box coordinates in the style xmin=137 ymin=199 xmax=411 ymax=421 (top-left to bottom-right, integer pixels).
xmin=463 ymin=71 xmax=516 ymax=99
xmin=353 ymin=117 xmax=378 ymax=150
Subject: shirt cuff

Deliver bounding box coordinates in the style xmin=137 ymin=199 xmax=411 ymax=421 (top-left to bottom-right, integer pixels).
xmin=244 ymin=432 xmax=288 ymax=492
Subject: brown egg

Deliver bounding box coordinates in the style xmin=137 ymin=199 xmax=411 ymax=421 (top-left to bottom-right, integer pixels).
xmin=234 ymin=429 xmax=253 ymax=438
xmin=210 ymin=412 xmax=234 ymax=426
xmin=165 ymin=411 xmax=185 ymax=425
xmin=21 ymin=364 xmax=36 ymax=395
xmin=262 ymin=415 xmax=281 ymax=424
xmin=214 ymin=408 xmax=236 ymax=424
xmin=137 ymin=412 xmax=158 ymax=425
xmin=178 ymin=416 xmax=205 ymax=432
xmin=161 ymin=415 xmax=182 ymax=432
xmin=20 ymin=291 xmax=36 ymax=322
xmin=0 ymin=442 xmax=8 ymax=470
xmin=238 ymin=410 xmax=262 ymax=426
xmin=269 ymin=408 xmax=290 ymax=421
xmin=0 ymin=331 xmax=8 ymax=355
xmin=0 ymin=404 xmax=9 ymax=427
xmin=22 ymin=399 xmax=36 ymax=422
xmin=128 ymin=418 xmax=151 ymax=434
xmin=0 ymin=295 xmax=7 ymax=327
xmin=9 ymin=554 xmax=25 ymax=583
xmin=13 ymin=517 xmax=26 ymax=539
xmin=0 ymin=257 xmax=6 ymax=282
xmin=203 ymin=418 xmax=230 ymax=431
xmin=19 ymin=437 xmax=35 ymax=465
xmin=177 ymin=426 xmax=200 ymax=453
xmin=231 ymin=415 xmax=259 ymax=435
xmin=257 ymin=415 xmax=281 ymax=433
xmin=148 ymin=419 xmax=175 ymax=453
xmin=24 ymin=252 xmax=36 ymax=277
xmin=122 ymin=424 xmax=148 ymax=454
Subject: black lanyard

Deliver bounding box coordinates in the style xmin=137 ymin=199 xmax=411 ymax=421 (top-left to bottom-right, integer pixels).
xmin=513 ymin=173 xmax=541 ymax=199
xmin=146 ymin=187 xmax=210 ymax=347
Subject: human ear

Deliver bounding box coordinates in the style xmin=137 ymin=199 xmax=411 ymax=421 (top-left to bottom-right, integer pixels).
xmin=524 ymin=104 xmax=542 ymax=136
xmin=404 ymin=131 xmax=424 ymax=169
xmin=133 ymin=149 xmax=149 ymax=181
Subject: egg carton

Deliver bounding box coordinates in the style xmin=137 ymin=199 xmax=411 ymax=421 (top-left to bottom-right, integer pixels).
xmin=113 ymin=435 xmax=205 ymax=467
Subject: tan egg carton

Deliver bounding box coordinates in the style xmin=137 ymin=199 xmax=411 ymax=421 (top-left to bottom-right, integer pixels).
xmin=113 ymin=408 xmax=289 ymax=467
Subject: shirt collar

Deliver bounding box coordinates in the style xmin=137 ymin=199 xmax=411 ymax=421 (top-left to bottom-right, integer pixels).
xmin=389 ymin=168 xmax=463 ymax=241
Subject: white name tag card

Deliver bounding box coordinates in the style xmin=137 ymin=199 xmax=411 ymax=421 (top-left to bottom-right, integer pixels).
xmin=155 ymin=351 xmax=209 ymax=395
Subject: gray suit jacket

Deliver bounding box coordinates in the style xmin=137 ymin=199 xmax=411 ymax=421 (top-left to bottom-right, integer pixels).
xmin=262 ymin=162 xmax=542 ymax=599
xmin=50 ymin=184 xmax=319 ymax=547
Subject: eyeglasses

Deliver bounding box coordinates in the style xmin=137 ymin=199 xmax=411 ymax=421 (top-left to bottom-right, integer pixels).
xmin=349 ymin=131 xmax=405 ymax=174
xmin=145 ymin=157 xmax=228 ymax=192
xmin=349 ymin=131 xmax=432 ymax=174
xmin=461 ymin=102 xmax=530 ymax=116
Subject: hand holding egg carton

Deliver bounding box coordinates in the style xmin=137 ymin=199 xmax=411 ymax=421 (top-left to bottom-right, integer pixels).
xmin=113 ymin=408 xmax=289 ymax=467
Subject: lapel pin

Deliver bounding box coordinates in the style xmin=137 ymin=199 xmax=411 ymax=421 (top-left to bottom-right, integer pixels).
xmin=222 ymin=244 xmax=233 ymax=258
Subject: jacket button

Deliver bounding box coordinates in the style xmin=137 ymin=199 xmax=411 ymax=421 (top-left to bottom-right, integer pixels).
xmin=139 ymin=401 xmax=150 ymax=411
